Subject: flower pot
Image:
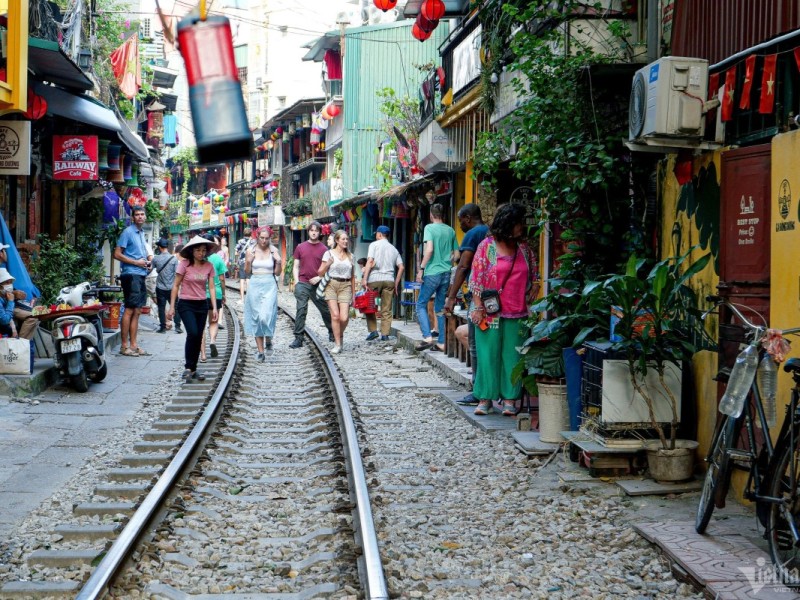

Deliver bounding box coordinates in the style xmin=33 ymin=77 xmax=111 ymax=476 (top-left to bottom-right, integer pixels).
xmin=644 ymin=440 xmax=698 ymax=483
xmin=537 ymin=382 xmax=569 ymax=443
xmin=102 ymin=301 xmax=122 ymax=330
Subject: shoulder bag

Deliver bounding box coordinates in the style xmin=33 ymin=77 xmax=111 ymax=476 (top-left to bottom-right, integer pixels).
xmin=479 ymin=249 xmax=518 ymax=315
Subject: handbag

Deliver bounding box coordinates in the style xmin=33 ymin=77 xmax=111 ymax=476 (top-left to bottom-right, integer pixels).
xmin=480 ymin=249 xmax=518 ymax=315
xmin=315 ymin=271 xmax=331 ymax=300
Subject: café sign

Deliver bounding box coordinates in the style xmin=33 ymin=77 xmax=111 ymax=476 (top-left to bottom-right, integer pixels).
xmin=53 ymin=135 xmax=99 ymax=180
xmin=0 ymin=121 xmax=31 ymax=175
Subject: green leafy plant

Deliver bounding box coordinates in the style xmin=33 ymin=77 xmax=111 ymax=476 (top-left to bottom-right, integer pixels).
xmin=31 ymin=234 xmax=105 ymax=304
xmin=585 ymin=250 xmax=714 ymax=449
xmin=374 ymin=87 xmax=421 ymax=191
xmin=144 ymin=199 xmax=165 ymax=223
xmin=282 ymin=198 xmax=312 ymax=217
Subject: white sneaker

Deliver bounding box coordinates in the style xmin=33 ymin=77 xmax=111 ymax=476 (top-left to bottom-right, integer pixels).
xmin=331 ymin=345 xmax=341 ymax=354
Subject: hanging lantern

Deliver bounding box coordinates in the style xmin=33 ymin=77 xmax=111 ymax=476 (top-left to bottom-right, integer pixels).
xmin=122 ymin=152 xmax=133 ymax=180
xmin=107 ymin=144 xmax=122 ymax=170
xmin=267 ymin=140 xmax=274 ymax=150
xmin=108 ymin=169 xmax=125 ymax=183
xmin=98 ymin=140 xmax=110 ymax=170
xmin=421 ymin=0 xmax=445 ymax=21
xmin=282 ymin=130 xmax=289 ymax=142
xmin=22 ymin=88 xmax=48 ymax=120
xmin=412 ymin=22 xmax=432 ymax=41
xmin=328 ymin=104 xmax=341 ymax=118
xmin=416 ymin=12 xmax=439 ymax=33
xmin=276 ymin=126 xmax=283 ymax=134
xmin=321 ymin=105 xmax=332 ymax=120
xmin=373 ymin=0 xmax=397 ymax=10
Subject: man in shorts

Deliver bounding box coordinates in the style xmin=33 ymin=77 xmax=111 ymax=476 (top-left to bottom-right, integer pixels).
xmin=113 ymin=206 xmax=153 ymax=356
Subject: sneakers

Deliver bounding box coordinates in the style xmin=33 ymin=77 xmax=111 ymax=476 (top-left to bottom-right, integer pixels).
xmin=365 ymin=331 xmax=380 ymax=342
xmin=329 ymin=332 xmax=336 ymax=343
xmin=457 ymin=393 xmax=478 ymax=406
xmin=175 ymin=327 xmax=183 ymax=334
xmin=255 ymin=351 xmax=265 ymax=362
xmin=265 ymin=338 xmax=273 ymax=350
xmin=210 ymin=343 xmax=218 ymax=358
xmin=289 ymin=338 xmax=303 ymax=349
xmin=501 ymin=400 xmax=516 ymax=416
xmin=331 ymin=345 xmax=341 ymax=354
xmin=380 ymin=335 xmax=396 ymax=342
xmin=474 ymin=400 xmax=494 ymax=415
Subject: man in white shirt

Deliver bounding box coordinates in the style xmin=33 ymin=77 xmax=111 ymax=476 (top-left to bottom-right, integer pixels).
xmin=361 ymin=225 xmax=404 ymax=342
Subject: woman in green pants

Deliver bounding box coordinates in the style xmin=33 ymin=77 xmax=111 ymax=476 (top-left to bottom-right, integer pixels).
xmin=468 ymin=203 xmax=539 ymax=416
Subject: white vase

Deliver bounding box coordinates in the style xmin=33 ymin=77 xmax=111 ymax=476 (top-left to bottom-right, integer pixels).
xmin=538 ymin=382 xmax=569 ymax=443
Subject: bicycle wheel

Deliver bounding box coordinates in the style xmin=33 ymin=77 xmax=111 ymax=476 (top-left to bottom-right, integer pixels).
xmin=767 ymin=437 xmax=800 ymax=583
xmin=696 ymin=415 xmax=738 ymax=534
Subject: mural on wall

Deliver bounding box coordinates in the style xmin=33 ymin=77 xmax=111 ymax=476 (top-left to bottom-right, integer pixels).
xmin=672 ymin=156 xmax=721 ymax=274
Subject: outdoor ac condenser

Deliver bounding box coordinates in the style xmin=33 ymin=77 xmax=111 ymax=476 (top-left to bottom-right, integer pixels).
xmin=629 ymin=56 xmax=708 ymax=142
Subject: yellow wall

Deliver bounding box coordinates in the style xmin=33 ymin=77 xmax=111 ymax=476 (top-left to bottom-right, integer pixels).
xmin=659 ymin=153 xmax=720 ymax=461
xmin=769 ymin=131 xmax=800 ymax=437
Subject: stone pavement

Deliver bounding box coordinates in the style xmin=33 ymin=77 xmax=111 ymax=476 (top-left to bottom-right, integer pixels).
xmin=0 ymin=311 xmax=184 ymax=540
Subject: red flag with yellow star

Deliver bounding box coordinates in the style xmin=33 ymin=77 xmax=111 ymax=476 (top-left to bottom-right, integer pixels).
xmin=758 ymin=54 xmax=777 ymax=114
xmin=739 ymin=55 xmax=756 ymax=110
xmin=721 ymin=67 xmax=736 ymax=121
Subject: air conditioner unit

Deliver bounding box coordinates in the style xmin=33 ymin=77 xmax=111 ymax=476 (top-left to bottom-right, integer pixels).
xmin=628 ymin=56 xmax=708 ymax=142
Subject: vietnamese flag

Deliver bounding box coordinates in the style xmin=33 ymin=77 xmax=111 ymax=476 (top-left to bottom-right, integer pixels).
xmin=759 ymin=54 xmax=778 ymax=114
xmin=739 ymin=55 xmax=756 ymax=109
xmin=708 ymin=72 xmax=720 ymax=99
xmin=721 ymin=67 xmax=736 ymax=121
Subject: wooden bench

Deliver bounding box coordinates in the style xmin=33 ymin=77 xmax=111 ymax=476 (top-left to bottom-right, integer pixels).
xmin=445 ymin=312 xmax=470 ymax=368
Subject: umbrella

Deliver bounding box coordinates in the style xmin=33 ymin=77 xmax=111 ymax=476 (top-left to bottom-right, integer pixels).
xmin=0 ymin=213 xmax=41 ymax=302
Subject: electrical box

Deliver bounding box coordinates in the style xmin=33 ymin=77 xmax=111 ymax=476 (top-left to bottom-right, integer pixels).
xmin=629 ymin=56 xmax=708 ymax=141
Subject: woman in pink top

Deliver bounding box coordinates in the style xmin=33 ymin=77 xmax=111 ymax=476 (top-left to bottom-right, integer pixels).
xmin=167 ymin=236 xmax=219 ymax=382
xmin=468 ymin=203 xmax=539 ymax=416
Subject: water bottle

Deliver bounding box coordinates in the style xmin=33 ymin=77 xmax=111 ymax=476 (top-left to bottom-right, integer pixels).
xmin=757 ymin=355 xmax=778 ymax=427
xmin=719 ymin=344 xmax=759 ymax=418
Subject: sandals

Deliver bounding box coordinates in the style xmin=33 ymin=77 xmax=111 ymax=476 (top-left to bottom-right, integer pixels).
xmin=199 ymin=356 xmax=207 ymax=363
xmin=192 ymin=371 xmax=206 ymax=381
xmin=119 ymin=347 xmax=137 ymax=357
xmin=415 ymin=341 xmax=434 ymax=351
xmin=132 ymin=347 xmax=151 ymax=356
xmin=181 ymin=369 xmax=193 ymax=382
xmin=430 ymin=344 xmax=445 ymax=352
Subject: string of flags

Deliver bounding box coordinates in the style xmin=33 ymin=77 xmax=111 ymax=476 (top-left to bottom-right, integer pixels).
xmin=711 ymin=48 xmax=800 ymax=121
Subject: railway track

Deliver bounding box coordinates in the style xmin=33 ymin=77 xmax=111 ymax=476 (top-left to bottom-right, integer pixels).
xmin=1 ymin=305 xmax=387 ymax=599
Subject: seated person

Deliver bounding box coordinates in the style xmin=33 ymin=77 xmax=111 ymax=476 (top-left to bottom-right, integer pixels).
xmin=0 ymin=268 xmax=38 ymax=340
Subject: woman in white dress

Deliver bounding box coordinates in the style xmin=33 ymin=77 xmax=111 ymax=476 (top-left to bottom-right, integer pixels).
xmin=244 ymin=227 xmax=281 ymax=361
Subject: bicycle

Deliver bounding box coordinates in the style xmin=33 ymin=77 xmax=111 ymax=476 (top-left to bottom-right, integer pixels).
xmin=696 ymin=295 xmax=800 ymax=581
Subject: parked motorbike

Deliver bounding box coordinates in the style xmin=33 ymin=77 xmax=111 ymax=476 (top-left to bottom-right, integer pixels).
xmin=40 ymin=282 xmax=109 ymax=392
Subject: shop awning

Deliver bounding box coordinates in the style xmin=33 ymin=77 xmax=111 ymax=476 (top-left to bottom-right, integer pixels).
xmin=35 ymin=82 xmax=120 ymax=131
xmin=115 ymin=115 xmax=149 ymax=160
xmin=28 ymin=37 xmax=94 ymax=92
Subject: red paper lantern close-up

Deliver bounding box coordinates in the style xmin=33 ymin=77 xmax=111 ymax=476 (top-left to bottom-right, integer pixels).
xmin=416 ymin=12 xmax=439 ymax=33
xmin=421 ymin=0 xmax=445 ymax=21
xmin=327 ymin=104 xmax=341 ymax=117
xmin=412 ymin=22 xmax=432 ymax=42
xmin=23 ymin=88 xmax=48 ymax=120
xmin=373 ymin=0 xmax=397 ymax=11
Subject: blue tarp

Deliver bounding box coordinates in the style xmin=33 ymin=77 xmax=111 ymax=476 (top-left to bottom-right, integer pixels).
xmin=0 ymin=213 xmax=41 ymax=302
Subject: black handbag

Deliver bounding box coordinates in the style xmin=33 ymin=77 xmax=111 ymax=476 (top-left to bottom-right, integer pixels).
xmin=480 ymin=249 xmax=518 ymax=315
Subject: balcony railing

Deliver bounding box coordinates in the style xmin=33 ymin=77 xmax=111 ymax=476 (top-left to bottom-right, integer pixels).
xmin=284 ymin=156 xmax=326 ymax=176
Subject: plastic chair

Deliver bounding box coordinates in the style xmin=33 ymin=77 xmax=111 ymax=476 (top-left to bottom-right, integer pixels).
xmin=401 ymin=281 xmax=422 ymax=324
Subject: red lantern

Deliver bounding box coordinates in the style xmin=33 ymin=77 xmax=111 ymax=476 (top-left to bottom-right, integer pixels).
xmin=416 ymin=12 xmax=439 ymax=33
xmin=22 ymin=88 xmax=47 ymax=120
xmin=412 ymin=22 xmax=432 ymax=42
xmin=328 ymin=104 xmax=341 ymax=117
xmin=421 ymin=0 xmax=445 ymax=21
xmin=373 ymin=0 xmax=397 ymax=11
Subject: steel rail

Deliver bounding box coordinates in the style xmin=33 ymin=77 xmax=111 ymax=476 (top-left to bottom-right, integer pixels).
xmin=75 ymin=304 xmax=242 ymax=600
xmin=287 ymin=307 xmax=389 ymax=600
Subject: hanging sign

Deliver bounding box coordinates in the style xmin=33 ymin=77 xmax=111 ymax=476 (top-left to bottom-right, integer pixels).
xmin=53 ymin=135 xmax=99 ymax=180
xmin=0 ymin=121 xmax=31 ymax=175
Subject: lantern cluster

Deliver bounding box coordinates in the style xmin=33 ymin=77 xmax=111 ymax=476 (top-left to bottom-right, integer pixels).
xmin=412 ymin=0 xmax=444 ymax=41
xmin=189 ymin=189 xmax=231 ymax=216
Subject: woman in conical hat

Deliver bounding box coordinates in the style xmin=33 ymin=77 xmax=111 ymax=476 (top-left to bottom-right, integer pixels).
xmin=168 ymin=236 xmax=219 ymax=382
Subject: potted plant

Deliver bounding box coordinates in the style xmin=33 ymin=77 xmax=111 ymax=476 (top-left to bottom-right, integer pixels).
xmin=515 ymin=277 xmax=610 ymax=440
xmin=587 ymin=249 xmax=713 ymax=481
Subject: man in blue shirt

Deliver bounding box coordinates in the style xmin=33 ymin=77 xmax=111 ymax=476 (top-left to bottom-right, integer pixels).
xmin=113 ymin=206 xmax=153 ymax=356
xmin=444 ymin=203 xmax=489 ymax=405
